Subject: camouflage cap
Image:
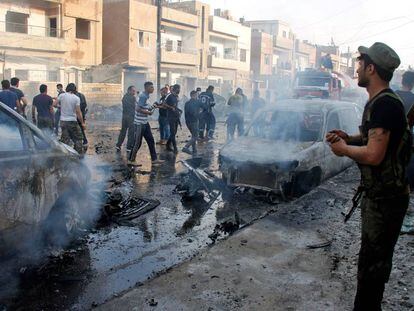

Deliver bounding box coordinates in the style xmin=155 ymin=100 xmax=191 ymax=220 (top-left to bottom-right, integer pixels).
xmin=358 ymin=42 xmax=401 ymax=72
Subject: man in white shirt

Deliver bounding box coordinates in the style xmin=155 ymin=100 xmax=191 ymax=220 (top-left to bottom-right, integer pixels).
xmin=58 ymin=83 xmax=85 ymax=154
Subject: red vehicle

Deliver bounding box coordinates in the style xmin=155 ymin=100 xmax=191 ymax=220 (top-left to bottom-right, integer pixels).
xmin=294 ymin=69 xmax=342 ymax=99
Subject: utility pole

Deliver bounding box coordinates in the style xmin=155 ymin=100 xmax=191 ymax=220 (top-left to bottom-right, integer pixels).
xmin=1 ymin=51 xmax=5 ymax=80
xmin=156 ymin=0 xmax=162 ymax=98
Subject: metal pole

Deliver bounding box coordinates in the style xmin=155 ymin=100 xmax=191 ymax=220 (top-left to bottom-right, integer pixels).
xmin=156 ymin=0 xmax=162 ymax=99
xmin=1 ymin=51 xmax=5 ymax=80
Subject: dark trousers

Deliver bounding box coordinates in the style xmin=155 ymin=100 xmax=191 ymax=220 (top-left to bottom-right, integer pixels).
xmin=199 ymin=112 xmax=215 ymax=138
xmin=184 ymin=121 xmax=198 ymax=153
xmin=158 ymin=115 xmax=170 ymax=140
xmin=60 ymin=121 xmax=83 ymax=154
xmin=167 ymin=119 xmax=179 ymax=151
xmin=77 ymin=119 xmax=88 ymax=144
xmin=406 ymin=156 xmax=414 ymax=190
xmin=354 ymin=194 xmax=409 ymax=311
xmin=226 ymin=113 xmax=244 ymax=141
xmin=116 ymin=117 xmax=135 ymax=150
xmin=37 ymin=117 xmax=54 ymax=132
xmin=54 ymin=109 xmax=60 ymax=135
xmin=129 ymin=123 xmax=157 ymax=162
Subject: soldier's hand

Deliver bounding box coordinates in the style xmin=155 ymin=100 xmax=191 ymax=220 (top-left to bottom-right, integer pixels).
xmin=326 ymin=132 xmax=341 ymax=144
xmin=329 ymin=137 xmax=347 ymax=157
xmin=328 ymin=129 xmax=349 ymax=140
xmin=82 ymin=123 xmax=86 ymax=130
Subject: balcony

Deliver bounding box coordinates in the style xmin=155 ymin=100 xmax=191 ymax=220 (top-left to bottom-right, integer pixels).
xmin=208 ymin=54 xmax=248 ymax=71
xmin=0 ymin=21 xmax=67 ymax=53
xmin=162 ymin=7 xmax=198 ymax=28
xmin=161 ymin=45 xmax=198 ymax=66
xmin=273 ymin=35 xmax=294 ymax=50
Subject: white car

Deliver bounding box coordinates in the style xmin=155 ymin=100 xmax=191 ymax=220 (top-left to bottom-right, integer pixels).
xmin=219 ymin=99 xmax=363 ymax=196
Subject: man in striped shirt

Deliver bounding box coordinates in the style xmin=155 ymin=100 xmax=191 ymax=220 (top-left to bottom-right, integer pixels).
xmin=128 ymin=81 xmax=164 ymax=166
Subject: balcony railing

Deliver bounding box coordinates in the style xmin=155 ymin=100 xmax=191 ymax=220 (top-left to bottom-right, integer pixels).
xmin=0 ymin=21 xmax=64 ymax=38
xmin=162 ymin=43 xmax=197 ymax=55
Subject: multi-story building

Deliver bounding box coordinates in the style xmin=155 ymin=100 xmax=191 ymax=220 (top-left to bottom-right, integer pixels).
xmin=250 ymin=29 xmax=272 ymax=98
xmin=207 ymin=10 xmax=251 ymax=96
xmin=0 ymin=0 xmax=102 ymax=90
xmin=101 ymin=0 xmax=210 ymax=95
xmin=295 ymin=40 xmax=317 ymax=71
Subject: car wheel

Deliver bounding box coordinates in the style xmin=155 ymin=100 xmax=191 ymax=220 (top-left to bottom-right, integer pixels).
xmin=293 ymin=167 xmax=322 ymax=196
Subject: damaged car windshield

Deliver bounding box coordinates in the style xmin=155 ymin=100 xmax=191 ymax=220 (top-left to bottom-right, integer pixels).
xmin=250 ymin=110 xmax=322 ymax=142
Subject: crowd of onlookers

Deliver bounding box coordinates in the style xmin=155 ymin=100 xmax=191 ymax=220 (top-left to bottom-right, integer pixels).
xmin=0 ymin=78 xmax=88 ymax=155
xmin=114 ymin=81 xmax=270 ymax=166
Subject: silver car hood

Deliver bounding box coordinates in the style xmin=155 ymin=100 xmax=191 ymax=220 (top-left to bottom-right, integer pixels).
xmin=220 ymin=136 xmax=316 ymax=164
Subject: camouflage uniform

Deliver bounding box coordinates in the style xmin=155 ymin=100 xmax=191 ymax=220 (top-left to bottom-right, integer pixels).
xmin=60 ymin=121 xmax=83 ymax=154
xmin=354 ymin=92 xmax=412 ymax=310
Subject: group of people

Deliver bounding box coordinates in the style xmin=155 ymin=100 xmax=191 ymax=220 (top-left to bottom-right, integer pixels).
xmin=115 ymin=82 xmax=270 ymax=165
xmin=116 ymin=83 xmax=219 ymax=165
xmin=0 ymin=78 xmax=88 ymax=155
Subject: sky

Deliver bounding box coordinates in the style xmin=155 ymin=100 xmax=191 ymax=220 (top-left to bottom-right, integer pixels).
xmin=201 ymin=0 xmax=414 ymax=68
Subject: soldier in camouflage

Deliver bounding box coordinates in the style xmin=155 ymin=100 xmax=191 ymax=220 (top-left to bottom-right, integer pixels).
xmin=326 ymin=42 xmax=412 ymax=310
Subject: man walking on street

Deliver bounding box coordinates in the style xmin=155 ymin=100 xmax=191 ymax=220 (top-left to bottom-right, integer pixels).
xmin=54 ymin=83 xmax=65 ymax=135
xmin=157 ymin=87 xmax=170 ymax=145
xmin=165 ymin=84 xmax=181 ymax=154
xmin=10 ymin=77 xmax=28 ymax=118
xmin=182 ymin=90 xmax=202 ymax=155
xmin=199 ymin=85 xmax=215 ymax=140
xmin=226 ymin=88 xmax=246 ymax=141
xmin=74 ymin=86 xmax=88 ymax=147
xmin=116 ymin=86 xmax=138 ymax=152
xmin=0 ymin=80 xmax=20 ymax=113
xmin=326 ymin=42 xmax=412 ymax=310
xmin=32 ymin=84 xmax=54 ymax=133
xmin=128 ymin=81 xmax=164 ymax=166
xmin=58 ymin=83 xmax=85 ymax=155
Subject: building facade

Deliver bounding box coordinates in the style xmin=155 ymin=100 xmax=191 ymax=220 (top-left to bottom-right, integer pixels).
xmin=0 ymin=0 xmax=102 ymax=91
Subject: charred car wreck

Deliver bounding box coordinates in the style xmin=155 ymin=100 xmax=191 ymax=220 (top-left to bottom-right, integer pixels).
xmin=219 ymin=99 xmax=362 ymax=197
xmin=0 ymin=102 xmax=92 ymax=253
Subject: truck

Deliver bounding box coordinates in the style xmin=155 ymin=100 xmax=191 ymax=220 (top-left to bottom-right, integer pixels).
xmin=293 ymin=69 xmax=342 ymax=100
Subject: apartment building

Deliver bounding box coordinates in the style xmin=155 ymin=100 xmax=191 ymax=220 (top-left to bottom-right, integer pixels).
xmin=295 ymin=39 xmax=317 ymax=71
xmin=0 ymin=0 xmax=102 ymax=89
xmin=102 ymin=0 xmax=210 ymax=95
xmin=250 ymin=30 xmax=272 ymax=96
xmin=207 ymin=10 xmax=251 ymax=96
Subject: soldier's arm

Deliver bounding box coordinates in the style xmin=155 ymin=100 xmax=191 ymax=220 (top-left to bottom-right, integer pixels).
xmin=337 ymin=128 xmax=389 ymax=165
xmin=346 ymin=134 xmax=363 ymax=146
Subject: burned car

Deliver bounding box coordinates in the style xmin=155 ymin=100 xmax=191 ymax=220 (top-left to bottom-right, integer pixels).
xmin=0 ymin=102 xmax=91 ymax=252
xmin=219 ymin=99 xmax=362 ymax=196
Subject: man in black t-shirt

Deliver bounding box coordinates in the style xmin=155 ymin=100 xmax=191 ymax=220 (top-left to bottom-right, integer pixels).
xmin=198 ymin=85 xmax=215 ymax=139
xmin=182 ymin=90 xmax=202 ymax=154
xmin=165 ymin=84 xmax=181 ymax=153
xmin=10 ymin=77 xmax=28 ymax=118
xmin=326 ymin=42 xmax=411 ymax=310
xmin=32 ymin=84 xmax=54 ymax=132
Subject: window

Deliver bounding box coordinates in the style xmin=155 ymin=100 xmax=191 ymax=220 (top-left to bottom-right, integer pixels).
xmin=282 ymin=30 xmax=287 ymax=38
xmin=15 ymin=70 xmax=29 ymax=81
xmin=138 ymin=31 xmax=144 ymax=47
xmin=48 ymin=70 xmax=58 ymax=82
xmin=326 ymin=112 xmax=340 ymax=132
xmin=6 ymin=11 xmax=28 ymax=34
xmin=165 ymin=39 xmax=173 ymax=51
xmin=49 ymin=17 xmax=57 ymax=37
xmin=264 ymin=55 xmax=270 ymax=65
xmin=340 ymin=109 xmax=360 ymax=135
xmin=0 ymin=111 xmax=24 ymax=152
xmin=177 ymin=40 xmax=182 ymax=53
xmin=76 ymin=18 xmax=90 ymax=40
xmin=240 ymin=49 xmax=247 ymax=62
